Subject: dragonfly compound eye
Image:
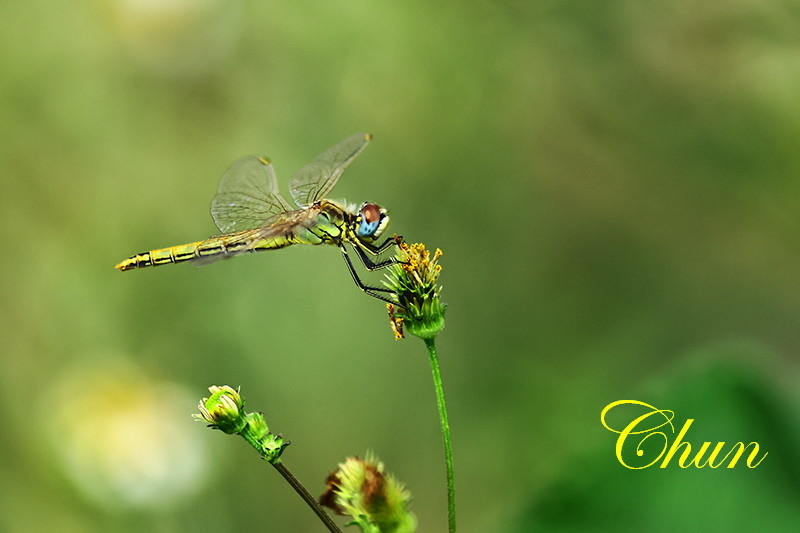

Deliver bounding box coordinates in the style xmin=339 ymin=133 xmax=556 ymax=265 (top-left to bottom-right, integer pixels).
xmin=357 ymin=202 xmax=387 ymax=238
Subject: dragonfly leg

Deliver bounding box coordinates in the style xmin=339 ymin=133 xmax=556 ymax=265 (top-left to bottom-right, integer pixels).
xmin=362 ymin=237 xmax=399 ymax=255
xmin=352 ymin=243 xmax=402 ymax=271
xmin=339 ymin=246 xmax=400 ymax=305
xmin=360 ymin=236 xmax=412 ymax=268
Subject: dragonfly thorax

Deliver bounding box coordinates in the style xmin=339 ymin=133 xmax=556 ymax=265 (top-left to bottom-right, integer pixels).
xmin=355 ymin=202 xmax=389 ymax=241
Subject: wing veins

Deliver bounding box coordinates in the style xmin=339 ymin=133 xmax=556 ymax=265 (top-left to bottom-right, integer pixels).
xmin=211 ymin=155 xmax=292 ymax=233
xmin=289 ymin=133 xmax=371 ymax=207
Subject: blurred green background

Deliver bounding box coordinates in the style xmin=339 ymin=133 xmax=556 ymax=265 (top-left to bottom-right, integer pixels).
xmin=2 ymin=1 xmax=799 ymax=531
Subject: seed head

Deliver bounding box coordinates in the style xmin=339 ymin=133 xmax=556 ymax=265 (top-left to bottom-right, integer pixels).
xmin=320 ymin=453 xmax=416 ymax=533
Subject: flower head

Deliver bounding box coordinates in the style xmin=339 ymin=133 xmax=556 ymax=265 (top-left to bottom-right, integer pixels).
xmin=384 ymin=238 xmax=446 ymax=340
xmin=193 ymin=385 xmax=246 ymax=435
xmin=320 ymin=453 xmax=416 ymax=533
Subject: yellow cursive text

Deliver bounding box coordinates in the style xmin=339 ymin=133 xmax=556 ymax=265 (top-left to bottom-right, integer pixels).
xmin=600 ymin=400 xmax=767 ymax=469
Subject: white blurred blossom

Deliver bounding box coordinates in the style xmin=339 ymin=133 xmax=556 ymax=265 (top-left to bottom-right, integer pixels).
xmin=45 ymin=357 xmax=210 ymax=510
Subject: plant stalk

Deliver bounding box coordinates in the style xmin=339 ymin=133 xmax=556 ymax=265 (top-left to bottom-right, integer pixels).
xmin=425 ymin=337 xmax=456 ymax=532
xmin=272 ymin=461 xmax=343 ymax=533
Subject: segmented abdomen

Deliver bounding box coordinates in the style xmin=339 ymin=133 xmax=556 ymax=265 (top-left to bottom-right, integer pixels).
xmin=115 ymin=226 xmax=307 ymax=271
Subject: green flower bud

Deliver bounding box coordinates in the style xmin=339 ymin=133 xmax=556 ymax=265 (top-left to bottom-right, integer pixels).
xmin=243 ymin=412 xmax=269 ymax=441
xmin=193 ymin=385 xmax=246 ymax=434
xmin=259 ymin=432 xmax=289 ymax=464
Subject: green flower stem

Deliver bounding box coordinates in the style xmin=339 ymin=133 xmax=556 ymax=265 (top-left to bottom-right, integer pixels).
xmin=425 ymin=337 xmax=456 ymax=533
xmin=237 ymin=431 xmax=341 ymax=533
xmin=272 ymin=460 xmax=343 ymax=533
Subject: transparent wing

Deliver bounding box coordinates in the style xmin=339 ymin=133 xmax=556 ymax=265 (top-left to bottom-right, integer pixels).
xmin=196 ymin=211 xmax=307 ymax=266
xmin=289 ymin=133 xmax=372 ymax=207
xmin=211 ymin=156 xmax=294 ymax=233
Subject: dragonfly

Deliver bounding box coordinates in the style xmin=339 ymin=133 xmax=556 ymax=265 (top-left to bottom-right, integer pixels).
xmin=115 ymin=133 xmax=400 ymax=304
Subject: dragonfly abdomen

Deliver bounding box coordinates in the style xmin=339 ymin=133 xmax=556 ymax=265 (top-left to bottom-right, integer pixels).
xmin=115 ymin=237 xmax=252 ymax=271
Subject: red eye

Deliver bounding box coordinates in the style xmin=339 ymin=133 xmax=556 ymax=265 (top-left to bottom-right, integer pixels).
xmin=361 ymin=203 xmax=381 ymax=223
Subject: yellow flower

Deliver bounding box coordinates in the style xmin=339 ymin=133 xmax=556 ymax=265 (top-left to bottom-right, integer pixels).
xmin=384 ymin=239 xmax=446 ymax=340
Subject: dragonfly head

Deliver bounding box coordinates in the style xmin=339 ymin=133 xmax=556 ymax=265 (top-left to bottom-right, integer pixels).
xmin=355 ymin=202 xmax=389 ymax=241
